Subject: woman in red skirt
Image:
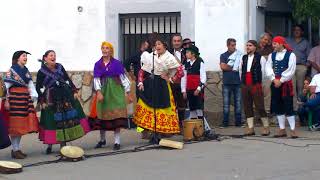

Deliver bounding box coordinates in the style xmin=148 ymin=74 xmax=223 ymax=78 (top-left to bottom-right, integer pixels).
xmin=4 ymin=51 xmax=39 ymax=159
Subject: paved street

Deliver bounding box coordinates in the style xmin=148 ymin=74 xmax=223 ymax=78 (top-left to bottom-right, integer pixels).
xmin=1 ymin=127 xmax=320 ymax=180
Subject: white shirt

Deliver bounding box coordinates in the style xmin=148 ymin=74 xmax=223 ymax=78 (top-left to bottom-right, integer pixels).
xmin=181 ymin=59 xmax=206 ymax=93
xmin=174 ymin=49 xmax=182 ymax=62
xmin=265 ymin=49 xmax=296 ymax=83
xmin=310 ymin=74 xmax=320 ymax=93
xmin=239 ymin=54 xmax=267 ymax=80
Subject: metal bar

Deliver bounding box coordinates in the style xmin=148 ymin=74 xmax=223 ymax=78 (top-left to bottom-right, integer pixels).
xmin=163 ymin=16 xmax=166 ymax=33
xmin=146 ymin=17 xmax=149 ymax=34
xmin=152 ymin=17 xmax=154 ymax=33
xmin=175 ymin=16 xmax=178 ymax=33
xmin=169 ymin=16 xmax=172 ymax=33
xmin=158 ymin=16 xmax=160 ymax=33
xmin=129 ymin=18 xmax=131 ymax=34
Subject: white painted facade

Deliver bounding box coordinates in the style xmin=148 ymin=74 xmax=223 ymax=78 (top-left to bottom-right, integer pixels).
xmin=0 ymin=0 xmax=289 ymax=72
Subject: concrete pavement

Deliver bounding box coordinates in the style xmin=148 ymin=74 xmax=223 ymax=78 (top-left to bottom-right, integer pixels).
xmin=1 ymin=127 xmax=320 ymax=180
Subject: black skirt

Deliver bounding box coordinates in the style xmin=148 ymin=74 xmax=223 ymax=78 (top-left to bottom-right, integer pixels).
xmin=138 ymin=73 xmax=170 ymax=108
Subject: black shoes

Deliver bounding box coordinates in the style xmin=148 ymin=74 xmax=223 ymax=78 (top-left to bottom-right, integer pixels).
xmin=46 ymin=146 xmax=53 ymax=154
xmin=95 ymin=140 xmax=106 ymax=149
xmin=113 ymin=144 xmax=121 ymax=151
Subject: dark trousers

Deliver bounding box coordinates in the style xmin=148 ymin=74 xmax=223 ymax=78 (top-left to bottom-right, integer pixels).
xmin=241 ymin=85 xmax=267 ymax=119
xmin=270 ymin=83 xmax=294 ymax=116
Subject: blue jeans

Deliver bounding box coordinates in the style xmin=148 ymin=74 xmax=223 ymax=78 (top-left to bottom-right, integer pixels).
xmin=222 ymin=84 xmax=242 ymax=125
xmin=304 ymin=93 xmax=320 ymax=125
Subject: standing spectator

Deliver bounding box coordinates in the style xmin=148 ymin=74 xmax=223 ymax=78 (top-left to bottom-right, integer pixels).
xmin=125 ymin=40 xmax=150 ymax=81
xmin=287 ymin=25 xmax=311 ymax=109
xmin=220 ymin=38 xmax=242 ymax=128
xmin=170 ymin=35 xmax=187 ymax=64
xmin=257 ymin=33 xmax=274 ymax=115
xmin=308 ymin=40 xmax=320 ymax=77
xmin=169 ymin=34 xmax=187 ymax=125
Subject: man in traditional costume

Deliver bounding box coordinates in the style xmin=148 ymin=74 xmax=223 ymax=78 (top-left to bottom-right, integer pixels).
xmin=265 ymin=36 xmax=298 ymax=138
xmin=240 ymin=40 xmax=270 ymax=136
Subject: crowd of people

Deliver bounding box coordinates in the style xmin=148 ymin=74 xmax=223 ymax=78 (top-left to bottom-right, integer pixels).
xmin=1 ymin=25 xmax=320 ymax=160
xmin=0 ymin=34 xmax=207 ymax=159
xmin=220 ymin=24 xmax=320 ymax=138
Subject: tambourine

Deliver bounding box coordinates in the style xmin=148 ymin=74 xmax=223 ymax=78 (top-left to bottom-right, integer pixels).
xmin=0 ymin=161 xmax=23 ymax=174
xmin=60 ymin=146 xmax=85 ymax=162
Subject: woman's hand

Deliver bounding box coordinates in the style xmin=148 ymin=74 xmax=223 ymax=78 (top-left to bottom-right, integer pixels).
xmin=4 ymin=99 xmax=9 ymax=110
xmin=74 ymin=92 xmax=80 ymax=100
xmin=138 ymin=83 xmax=144 ymax=91
xmin=161 ymin=73 xmax=170 ymax=82
xmin=97 ymin=91 xmax=104 ymax=102
xmin=41 ymin=103 xmax=48 ymax=110
xmin=126 ymin=93 xmax=133 ymax=103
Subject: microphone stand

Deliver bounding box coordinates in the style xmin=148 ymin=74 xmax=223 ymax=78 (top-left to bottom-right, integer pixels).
xmin=150 ymin=51 xmax=160 ymax=144
xmin=135 ymin=51 xmax=161 ymax=150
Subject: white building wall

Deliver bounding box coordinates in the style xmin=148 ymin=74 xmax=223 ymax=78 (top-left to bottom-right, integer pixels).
xmin=195 ymin=0 xmax=248 ymax=71
xmin=0 ymin=0 xmax=255 ymax=72
xmin=105 ymin=0 xmax=195 ymax=61
xmin=0 ymin=0 xmax=106 ymax=72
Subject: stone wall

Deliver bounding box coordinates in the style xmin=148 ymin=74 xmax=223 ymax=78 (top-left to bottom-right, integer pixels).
xmin=3 ymin=71 xmax=227 ymax=126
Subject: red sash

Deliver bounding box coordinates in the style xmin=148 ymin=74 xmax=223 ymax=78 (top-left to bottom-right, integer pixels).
xmin=187 ymin=75 xmax=200 ymax=91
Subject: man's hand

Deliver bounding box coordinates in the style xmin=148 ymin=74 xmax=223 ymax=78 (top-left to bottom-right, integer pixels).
xmin=310 ymin=93 xmax=316 ymax=99
xmin=183 ymin=92 xmax=187 ymax=100
xmin=273 ymin=79 xmax=282 ymax=88
xmin=194 ymin=89 xmax=200 ymax=96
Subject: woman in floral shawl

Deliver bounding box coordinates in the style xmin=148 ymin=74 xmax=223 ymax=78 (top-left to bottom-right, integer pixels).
xmin=36 ymin=50 xmax=90 ymax=154
xmin=89 ymin=41 xmax=131 ymax=151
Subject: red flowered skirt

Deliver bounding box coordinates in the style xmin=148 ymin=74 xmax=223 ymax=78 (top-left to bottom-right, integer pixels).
xmin=133 ymin=83 xmax=180 ymax=134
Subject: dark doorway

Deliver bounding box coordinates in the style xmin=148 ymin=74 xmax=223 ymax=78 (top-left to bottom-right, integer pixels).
xmin=119 ymin=12 xmax=181 ymax=62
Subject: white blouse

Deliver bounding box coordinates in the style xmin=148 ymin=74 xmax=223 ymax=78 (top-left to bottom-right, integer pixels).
xmin=265 ymin=49 xmax=296 ymax=83
xmin=94 ymin=74 xmax=131 ymax=93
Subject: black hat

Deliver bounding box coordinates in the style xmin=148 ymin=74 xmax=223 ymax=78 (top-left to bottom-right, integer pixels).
xmin=185 ymin=45 xmax=200 ymax=56
xmin=12 ymin=50 xmax=31 ymax=62
xmin=182 ymin=38 xmax=195 ymax=46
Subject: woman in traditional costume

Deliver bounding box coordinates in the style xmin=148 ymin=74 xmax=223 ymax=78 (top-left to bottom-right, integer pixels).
xmin=4 ymin=51 xmax=39 ymax=159
xmin=36 ymin=50 xmax=90 ymax=154
xmin=133 ymin=38 xmax=184 ymax=143
xmin=89 ymin=41 xmax=131 ymax=150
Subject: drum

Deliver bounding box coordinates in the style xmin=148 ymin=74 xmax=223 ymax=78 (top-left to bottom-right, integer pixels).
xmin=183 ymin=119 xmax=204 ymax=141
xmin=60 ymin=146 xmax=85 ymax=162
xmin=0 ymin=161 xmax=22 ymax=174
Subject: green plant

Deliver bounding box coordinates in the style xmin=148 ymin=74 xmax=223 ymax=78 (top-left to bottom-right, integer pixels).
xmin=289 ymin=0 xmax=320 ymax=23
